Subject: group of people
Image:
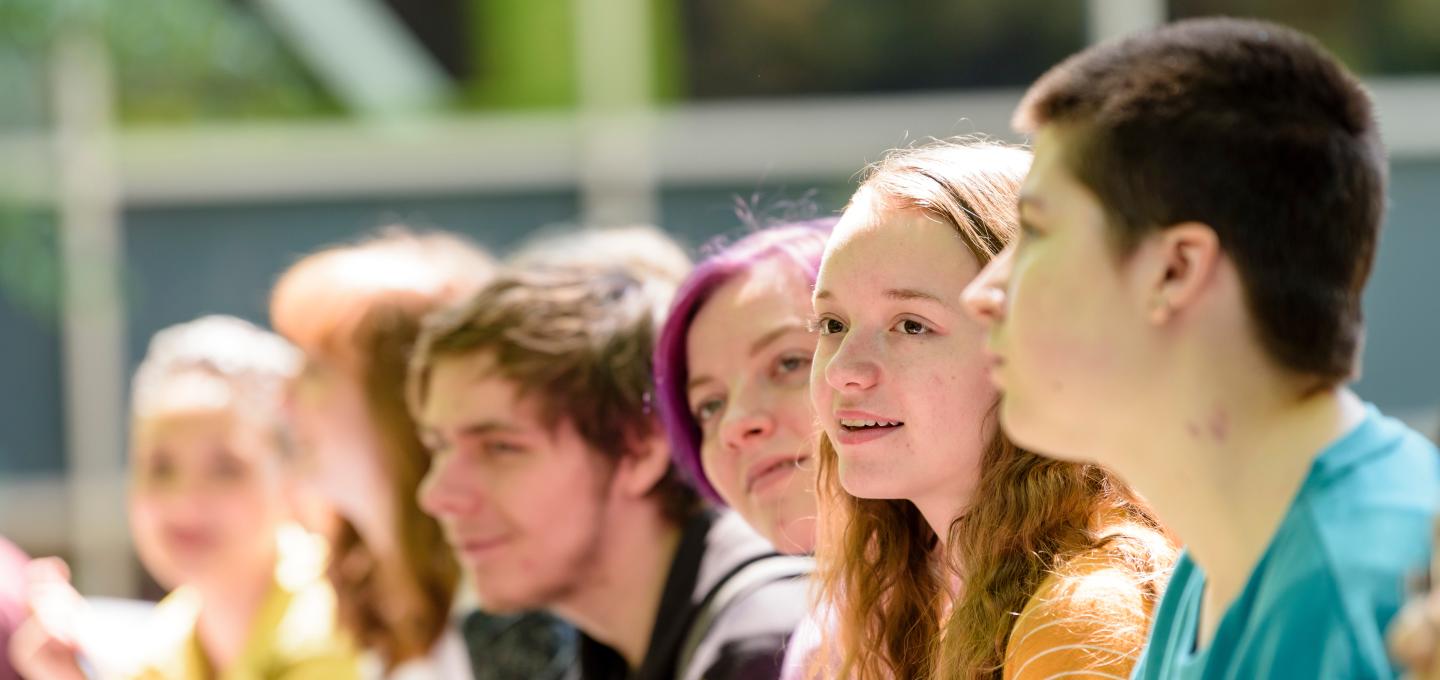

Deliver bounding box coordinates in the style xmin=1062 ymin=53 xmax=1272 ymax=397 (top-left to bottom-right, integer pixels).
xmin=5 ymin=16 xmax=1440 ymax=680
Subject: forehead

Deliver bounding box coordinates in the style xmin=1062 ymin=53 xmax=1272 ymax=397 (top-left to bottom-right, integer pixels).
xmin=421 ymin=351 xmax=539 ymax=427
xmin=818 ymin=195 xmax=980 ymax=297
xmin=132 ymin=407 xmax=247 ymax=458
xmin=1022 ymin=126 xmax=1090 ymax=214
xmin=687 ymin=263 xmax=813 ymax=361
xmin=704 ymin=260 xmax=811 ymax=320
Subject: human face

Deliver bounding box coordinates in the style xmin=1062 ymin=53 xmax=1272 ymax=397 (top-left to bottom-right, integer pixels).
xmin=811 ymin=192 xmax=996 ymax=526
xmin=286 ymin=360 xmax=389 ymax=524
xmin=129 ymin=394 xmax=283 ymax=591
xmin=962 ymin=125 xmax=1152 ymax=464
xmin=686 ymin=261 xmax=818 ymax=554
xmin=417 ymin=351 xmax=611 ymax=613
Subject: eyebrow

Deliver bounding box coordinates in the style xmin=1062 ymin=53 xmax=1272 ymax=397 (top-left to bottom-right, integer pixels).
xmin=884 ymin=288 xmax=945 ymax=304
xmin=457 ymin=421 xmax=524 ymax=438
xmin=749 ymin=322 xmax=809 ymax=357
xmin=815 ymin=287 xmax=957 ymax=311
xmin=687 ymin=322 xmax=811 ymax=393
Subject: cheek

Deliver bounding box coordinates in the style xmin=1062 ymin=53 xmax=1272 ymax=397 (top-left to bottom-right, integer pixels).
xmin=699 ymin=441 xmax=742 ymax=506
xmin=209 ymin=483 xmax=279 ymax=538
xmin=129 ymin=496 xmax=164 ymax=543
xmin=906 ymin=339 xmax=997 ymax=447
xmin=775 ymin=384 xmax=817 ymax=437
xmin=808 ymin=348 xmax=835 ymax=418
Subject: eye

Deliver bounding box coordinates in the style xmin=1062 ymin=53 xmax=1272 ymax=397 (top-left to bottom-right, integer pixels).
xmin=814 ymin=317 xmax=846 ymax=336
xmin=893 ymin=318 xmax=932 ymax=335
xmin=211 ymin=453 xmax=247 ymax=481
xmin=693 ymin=397 xmax=725 ymax=426
xmin=774 ymin=353 xmax=811 ymax=379
xmin=144 ymin=452 xmax=175 ymax=484
xmin=483 ymin=440 xmax=527 ymax=456
xmin=1018 ymin=218 xmax=1045 ymax=245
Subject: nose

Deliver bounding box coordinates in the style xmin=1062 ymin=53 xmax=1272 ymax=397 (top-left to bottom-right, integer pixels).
xmin=823 ymin=334 xmax=881 ymax=394
xmin=962 ymin=245 xmax=1014 ymax=327
xmin=418 ymin=451 xmax=480 ymax=519
xmin=719 ymin=391 xmax=776 ymax=454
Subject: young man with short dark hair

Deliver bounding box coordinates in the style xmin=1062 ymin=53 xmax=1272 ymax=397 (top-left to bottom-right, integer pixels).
xmin=413 ymin=265 xmax=811 ymax=680
xmin=963 ymin=17 xmax=1440 ymax=677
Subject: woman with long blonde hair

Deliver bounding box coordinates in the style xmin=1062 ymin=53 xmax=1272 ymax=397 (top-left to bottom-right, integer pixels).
xmin=808 ymin=138 xmax=1175 ymax=679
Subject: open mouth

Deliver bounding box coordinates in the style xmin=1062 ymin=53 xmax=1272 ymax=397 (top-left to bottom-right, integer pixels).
xmin=838 ymin=418 xmax=904 ymax=433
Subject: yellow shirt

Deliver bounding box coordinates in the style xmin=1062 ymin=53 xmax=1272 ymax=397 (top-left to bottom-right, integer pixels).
xmin=1002 ymin=535 xmax=1170 ymax=680
xmin=130 ymin=526 xmax=359 ymax=680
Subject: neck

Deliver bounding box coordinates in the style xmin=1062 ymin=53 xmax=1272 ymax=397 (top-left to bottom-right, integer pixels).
xmin=194 ymin=565 xmax=275 ymax=673
xmin=1114 ymin=348 xmax=1365 ymax=644
xmin=911 ymin=461 xmax=979 ymax=553
xmin=551 ymin=504 xmax=684 ymax=670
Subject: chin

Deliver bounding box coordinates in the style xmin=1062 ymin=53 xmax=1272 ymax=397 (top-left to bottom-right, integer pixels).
xmin=1000 ymin=400 xmax=1089 ymax=463
xmin=837 ymin=463 xmax=910 ymax=501
xmin=472 ymin=585 xmax=544 ymax=615
xmin=472 ymin=572 xmax=572 ymax=615
xmin=773 ymin=515 xmax=816 ymax=555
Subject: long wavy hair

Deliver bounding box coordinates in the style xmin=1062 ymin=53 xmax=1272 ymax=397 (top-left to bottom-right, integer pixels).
xmin=812 ymin=138 xmax=1174 ymax=679
xmin=271 ymin=228 xmax=494 ymax=669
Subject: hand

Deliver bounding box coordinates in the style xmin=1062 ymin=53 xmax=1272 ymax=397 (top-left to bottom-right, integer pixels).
xmin=7 ymin=558 xmax=87 ymax=680
xmin=1390 ymin=588 xmax=1440 ymax=680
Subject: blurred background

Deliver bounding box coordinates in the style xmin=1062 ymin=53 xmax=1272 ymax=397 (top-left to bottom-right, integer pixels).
xmin=0 ymin=0 xmax=1437 ymax=599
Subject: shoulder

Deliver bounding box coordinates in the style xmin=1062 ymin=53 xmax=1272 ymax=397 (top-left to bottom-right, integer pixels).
xmin=684 ymin=553 xmax=813 ymax=680
xmin=1278 ymin=421 xmax=1438 ymax=667
xmin=268 ymin=571 xmax=360 ymax=675
xmin=1002 ymin=542 xmax=1161 ymax=680
xmin=1240 ymin=532 xmax=1409 ymax=677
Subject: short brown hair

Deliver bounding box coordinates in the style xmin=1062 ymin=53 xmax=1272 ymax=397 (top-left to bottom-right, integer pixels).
xmin=411 ymin=265 xmax=701 ymax=524
xmin=1015 ymin=17 xmax=1386 ymax=389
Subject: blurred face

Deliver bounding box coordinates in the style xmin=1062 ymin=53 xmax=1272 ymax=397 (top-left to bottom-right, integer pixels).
xmin=417 ymin=351 xmax=612 ymax=613
xmin=286 ymin=360 xmax=388 ymax=522
xmin=129 ymin=396 xmax=283 ymax=591
xmin=962 ymin=126 xmax=1148 ymax=463
xmin=811 ymin=193 xmax=997 ymax=523
xmin=686 ymin=261 xmax=818 ymax=554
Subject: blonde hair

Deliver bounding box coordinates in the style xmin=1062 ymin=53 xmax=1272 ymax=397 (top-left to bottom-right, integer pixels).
xmin=131 ymin=314 xmax=300 ymax=429
xmin=812 ymin=139 xmax=1173 ymax=679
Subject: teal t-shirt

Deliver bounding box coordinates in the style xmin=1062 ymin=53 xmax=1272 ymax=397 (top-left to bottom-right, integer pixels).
xmin=1134 ymin=405 xmax=1439 ymax=680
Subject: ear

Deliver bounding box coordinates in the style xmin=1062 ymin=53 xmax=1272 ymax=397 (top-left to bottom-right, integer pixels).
xmin=1140 ymin=222 xmax=1221 ymax=325
xmin=614 ymin=431 xmax=674 ymax=500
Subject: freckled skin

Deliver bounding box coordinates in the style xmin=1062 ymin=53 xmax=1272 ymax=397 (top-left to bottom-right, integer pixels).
xmin=811 ymin=198 xmax=996 ymax=523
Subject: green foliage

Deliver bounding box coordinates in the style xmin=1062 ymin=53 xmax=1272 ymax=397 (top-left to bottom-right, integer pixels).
xmin=0 ymin=0 xmax=336 ymax=126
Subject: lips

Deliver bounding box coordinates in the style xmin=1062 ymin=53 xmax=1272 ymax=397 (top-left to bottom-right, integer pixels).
xmin=832 ymin=409 xmax=904 ymax=446
xmin=163 ymin=525 xmax=217 ymax=554
xmin=450 ymin=533 xmax=512 ymax=563
xmin=745 ymin=453 xmax=809 ymax=495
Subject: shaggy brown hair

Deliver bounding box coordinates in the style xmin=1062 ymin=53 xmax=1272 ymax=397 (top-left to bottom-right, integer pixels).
xmin=410 ymin=264 xmax=702 ymax=525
